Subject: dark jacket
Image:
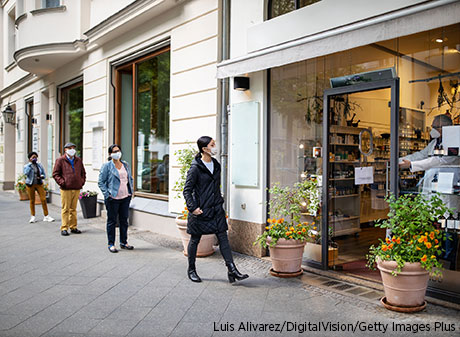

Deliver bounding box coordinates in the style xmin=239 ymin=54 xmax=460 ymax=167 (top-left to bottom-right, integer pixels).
xmin=183 ymin=157 xmax=227 ymax=235
xmin=52 ymin=155 xmax=86 ymax=190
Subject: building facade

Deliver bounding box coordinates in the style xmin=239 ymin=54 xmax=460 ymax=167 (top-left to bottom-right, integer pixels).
xmin=218 ymin=0 xmax=460 ymax=303
xmin=1 ymin=0 xmax=222 ymax=237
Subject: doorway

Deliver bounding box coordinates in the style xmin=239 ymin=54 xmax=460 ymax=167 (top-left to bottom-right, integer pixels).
xmin=321 ymin=79 xmax=400 ymax=281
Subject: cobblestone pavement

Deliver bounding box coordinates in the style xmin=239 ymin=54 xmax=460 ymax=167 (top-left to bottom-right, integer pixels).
xmin=0 ymin=191 xmax=459 ymax=337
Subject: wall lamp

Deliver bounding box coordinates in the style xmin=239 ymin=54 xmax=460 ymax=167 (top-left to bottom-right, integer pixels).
xmin=1 ymin=105 xmax=17 ymax=126
xmin=234 ymin=76 xmax=250 ymax=91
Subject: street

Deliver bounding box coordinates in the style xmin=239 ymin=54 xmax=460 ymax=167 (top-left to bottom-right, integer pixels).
xmin=0 ymin=191 xmax=458 ymax=337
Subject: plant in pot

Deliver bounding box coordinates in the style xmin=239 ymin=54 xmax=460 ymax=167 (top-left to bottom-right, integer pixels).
xmin=254 ymin=176 xmax=319 ymax=276
xmin=79 ymin=190 xmax=98 ymax=219
xmin=304 ymin=224 xmax=339 ymax=267
xmin=173 ymin=147 xmax=215 ymax=257
xmin=43 ymin=182 xmax=51 ymax=203
xmin=15 ymin=174 xmax=29 ymax=201
xmin=367 ymin=193 xmax=451 ymax=312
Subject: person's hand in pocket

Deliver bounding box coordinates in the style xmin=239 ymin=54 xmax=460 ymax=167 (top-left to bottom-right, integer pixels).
xmin=192 ymin=208 xmax=203 ymax=215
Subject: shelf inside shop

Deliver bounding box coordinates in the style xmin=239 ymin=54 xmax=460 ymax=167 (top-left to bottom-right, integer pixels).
xmin=330 ymin=194 xmax=360 ymax=199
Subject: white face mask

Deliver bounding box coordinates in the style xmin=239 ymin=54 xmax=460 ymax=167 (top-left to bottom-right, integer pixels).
xmin=430 ymin=128 xmax=441 ymax=139
xmin=209 ymin=146 xmax=218 ymax=156
xmin=111 ymin=152 xmax=122 ymax=160
xmin=66 ymin=149 xmax=76 ymax=157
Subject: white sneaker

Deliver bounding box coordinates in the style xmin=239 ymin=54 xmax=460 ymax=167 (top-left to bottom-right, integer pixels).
xmin=43 ymin=215 xmax=55 ymax=222
xmin=29 ymin=216 xmax=36 ymax=223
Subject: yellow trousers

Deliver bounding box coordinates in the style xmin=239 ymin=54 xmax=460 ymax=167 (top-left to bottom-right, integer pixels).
xmin=26 ymin=184 xmax=48 ymax=216
xmin=60 ymin=189 xmax=79 ymax=231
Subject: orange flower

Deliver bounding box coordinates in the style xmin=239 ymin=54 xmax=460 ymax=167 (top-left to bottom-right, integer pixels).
xmin=410 ymin=240 xmax=413 ymax=244
xmin=388 ymin=243 xmax=394 ymax=249
xmin=313 ymin=226 xmax=317 ymax=230
xmin=431 ymin=255 xmax=436 ymax=259
xmin=386 ymin=255 xmax=390 ymax=259
xmin=416 ymin=246 xmax=421 ymax=250
xmin=290 ymin=227 xmax=295 ymax=231
xmin=418 ymin=237 xmax=424 ymax=243
xmin=265 ymin=226 xmax=269 ymax=230
xmin=421 ymin=255 xmax=427 ymax=262
xmin=297 ymin=224 xmax=301 ymax=227
xmin=382 ymin=245 xmax=388 ymax=252
xmin=396 ymin=237 xmax=401 ymax=244
xmin=289 ymin=236 xmax=293 ymax=239
xmin=391 ymin=237 xmax=396 ymax=243
xmin=423 ymin=236 xmax=428 ymax=243
xmin=429 ymin=232 xmax=435 ymax=240
xmin=285 ymin=226 xmax=288 ymax=230
xmin=412 ymin=235 xmax=416 ymax=239
xmin=280 ymin=218 xmax=285 ymax=223
xmin=435 ymin=229 xmax=440 ymax=234
xmin=435 ymin=239 xmax=439 ymax=244
xmin=434 ymin=245 xmax=439 ymax=248
xmin=385 ymin=238 xmax=391 ymax=244
xmin=302 ymin=228 xmax=306 ymax=233
xmin=425 ymin=242 xmax=432 ymax=249
xmin=297 ymin=231 xmax=302 ymax=235
xmin=286 ymin=231 xmax=291 ymax=236
xmin=184 ymin=207 xmax=188 ymax=210
xmin=267 ymin=219 xmax=272 ymax=224
xmin=225 ymin=215 xmax=229 ymax=219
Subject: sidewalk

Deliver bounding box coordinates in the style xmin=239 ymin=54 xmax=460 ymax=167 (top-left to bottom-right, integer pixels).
xmin=0 ymin=191 xmax=458 ymax=337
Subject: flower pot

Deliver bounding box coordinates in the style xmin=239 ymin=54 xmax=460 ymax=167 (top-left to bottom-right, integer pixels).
xmin=18 ymin=190 xmax=29 ymax=201
xmin=304 ymin=242 xmax=338 ymax=267
xmin=268 ymin=238 xmax=306 ymax=273
xmin=377 ymin=259 xmax=429 ymax=308
xmin=175 ymin=216 xmax=215 ymax=257
xmin=79 ymin=195 xmax=97 ymax=219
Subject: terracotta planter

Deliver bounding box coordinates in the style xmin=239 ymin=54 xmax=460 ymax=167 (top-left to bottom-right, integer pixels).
xmin=34 ymin=192 xmax=42 ymax=205
xmin=18 ymin=190 xmax=29 ymax=201
xmin=377 ymin=259 xmax=429 ymax=307
xmin=268 ymin=238 xmax=306 ymax=273
xmin=304 ymin=242 xmax=338 ymax=267
xmin=175 ymin=216 xmax=215 ymax=257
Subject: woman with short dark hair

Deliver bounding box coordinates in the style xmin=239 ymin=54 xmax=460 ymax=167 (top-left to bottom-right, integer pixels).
xmin=24 ymin=152 xmax=54 ymax=223
xmin=98 ymin=145 xmax=134 ymax=253
xmin=183 ymin=136 xmax=249 ymax=283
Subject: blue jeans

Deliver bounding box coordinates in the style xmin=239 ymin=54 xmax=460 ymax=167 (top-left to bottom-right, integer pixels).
xmin=104 ymin=196 xmax=131 ymax=246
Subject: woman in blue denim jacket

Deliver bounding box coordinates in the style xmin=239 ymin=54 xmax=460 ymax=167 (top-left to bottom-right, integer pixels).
xmin=23 ymin=151 xmax=54 ymax=223
xmin=98 ymin=144 xmax=134 ymax=253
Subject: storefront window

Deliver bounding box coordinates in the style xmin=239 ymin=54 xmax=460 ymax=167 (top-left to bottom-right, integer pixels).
xmin=269 ymin=0 xmax=321 ymax=19
xmin=115 ymin=47 xmax=170 ymax=198
xmin=270 ymin=24 xmax=460 ymax=297
xmin=61 ymin=83 xmax=83 ymax=158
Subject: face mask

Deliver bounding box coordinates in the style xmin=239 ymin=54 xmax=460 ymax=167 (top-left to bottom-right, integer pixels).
xmin=430 ymin=128 xmax=441 ymax=139
xmin=66 ymin=149 xmax=76 ymax=157
xmin=31 ymin=158 xmax=37 ymax=163
xmin=209 ymin=146 xmax=218 ymax=156
xmin=111 ymin=152 xmax=122 ymax=160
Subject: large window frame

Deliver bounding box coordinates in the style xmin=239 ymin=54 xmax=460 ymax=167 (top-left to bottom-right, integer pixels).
xmin=268 ymin=0 xmax=321 ymax=19
xmin=114 ymin=46 xmax=171 ymax=201
xmin=58 ymin=80 xmax=84 ymax=158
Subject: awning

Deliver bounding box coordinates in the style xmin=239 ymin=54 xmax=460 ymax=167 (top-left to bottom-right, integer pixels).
xmin=217 ymin=0 xmax=460 ymax=79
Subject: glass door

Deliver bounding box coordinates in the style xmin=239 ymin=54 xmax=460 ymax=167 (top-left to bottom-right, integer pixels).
xmin=321 ymin=79 xmax=400 ymax=271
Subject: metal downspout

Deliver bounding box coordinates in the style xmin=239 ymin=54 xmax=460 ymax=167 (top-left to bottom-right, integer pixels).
xmin=220 ymin=0 xmax=230 ymax=211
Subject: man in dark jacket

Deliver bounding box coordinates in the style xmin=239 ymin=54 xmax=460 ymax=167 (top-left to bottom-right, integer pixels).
xmin=52 ymin=143 xmax=86 ymax=236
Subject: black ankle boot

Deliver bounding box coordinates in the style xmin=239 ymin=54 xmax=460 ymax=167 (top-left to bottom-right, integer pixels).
xmin=227 ymin=263 xmax=249 ymax=283
xmin=187 ymin=267 xmax=202 ymax=283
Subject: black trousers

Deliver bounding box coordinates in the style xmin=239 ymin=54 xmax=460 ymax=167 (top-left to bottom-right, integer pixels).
xmin=188 ymin=231 xmax=233 ymax=268
xmin=104 ymin=196 xmax=131 ymax=246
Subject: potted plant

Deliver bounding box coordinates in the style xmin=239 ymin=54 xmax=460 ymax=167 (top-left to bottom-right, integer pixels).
xmin=367 ymin=193 xmax=451 ymax=311
xmin=254 ymin=176 xmax=319 ymax=276
xmin=15 ymin=174 xmax=29 ymax=201
xmin=79 ymin=190 xmax=98 ymax=218
xmin=44 ymin=182 xmax=51 ymax=203
xmin=173 ymin=147 xmax=215 ymax=257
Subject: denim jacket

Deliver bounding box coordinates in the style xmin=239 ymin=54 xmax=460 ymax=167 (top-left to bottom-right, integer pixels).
xmin=98 ymin=160 xmax=133 ymax=199
xmin=23 ymin=162 xmax=46 ymax=186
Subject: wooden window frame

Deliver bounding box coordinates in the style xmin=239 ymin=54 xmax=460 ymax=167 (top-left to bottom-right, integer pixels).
xmin=59 ymin=80 xmax=83 ymax=158
xmin=114 ymin=46 xmax=171 ymax=201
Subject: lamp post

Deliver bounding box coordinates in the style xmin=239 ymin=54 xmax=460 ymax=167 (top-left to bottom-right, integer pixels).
xmin=1 ymin=105 xmax=16 ymax=126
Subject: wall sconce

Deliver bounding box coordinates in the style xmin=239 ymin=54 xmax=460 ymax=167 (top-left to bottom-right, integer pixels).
xmin=1 ymin=105 xmax=17 ymax=126
xmin=0 ymin=122 xmax=3 ymax=135
xmin=31 ymin=118 xmax=38 ymax=125
xmin=234 ymin=76 xmax=250 ymax=91
xmin=46 ymin=114 xmax=52 ymax=121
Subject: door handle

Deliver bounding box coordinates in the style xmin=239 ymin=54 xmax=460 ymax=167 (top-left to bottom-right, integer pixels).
xmin=359 ymin=129 xmax=373 ymax=157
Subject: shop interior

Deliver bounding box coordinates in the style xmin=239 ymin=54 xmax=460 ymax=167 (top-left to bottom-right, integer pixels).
xmin=270 ymin=24 xmax=460 ymax=290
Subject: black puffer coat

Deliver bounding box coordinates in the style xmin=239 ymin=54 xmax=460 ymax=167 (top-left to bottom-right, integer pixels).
xmin=183 ymin=157 xmax=227 ymax=235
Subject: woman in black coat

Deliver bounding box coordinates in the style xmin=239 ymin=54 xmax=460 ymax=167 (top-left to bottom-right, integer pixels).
xmin=183 ymin=136 xmax=249 ymax=283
